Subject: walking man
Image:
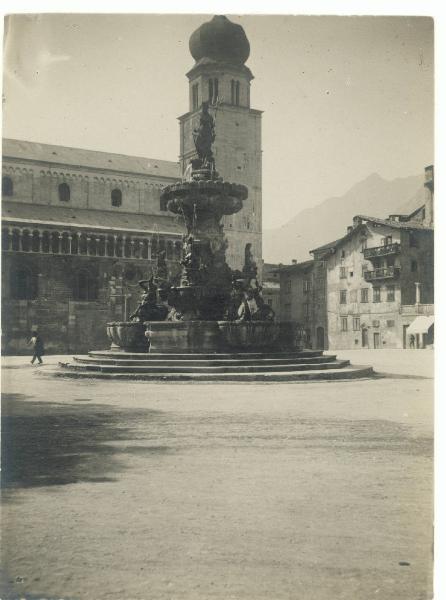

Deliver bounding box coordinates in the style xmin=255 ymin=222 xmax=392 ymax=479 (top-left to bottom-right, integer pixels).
xmin=29 ymin=330 xmax=44 ymax=365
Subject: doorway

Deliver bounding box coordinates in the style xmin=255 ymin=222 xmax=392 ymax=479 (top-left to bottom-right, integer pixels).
xmin=373 ymin=332 xmax=380 ymax=349
xmin=316 ymin=327 xmax=325 ymax=349
xmin=361 ymin=328 xmax=368 ymax=348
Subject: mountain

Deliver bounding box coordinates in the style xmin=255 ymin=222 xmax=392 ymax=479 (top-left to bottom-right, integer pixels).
xmin=263 ymin=172 xmax=424 ymax=264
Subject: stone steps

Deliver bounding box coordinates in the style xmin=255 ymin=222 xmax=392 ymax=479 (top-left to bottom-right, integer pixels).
xmin=51 ymin=364 xmax=374 ymax=382
xmin=64 ymin=359 xmax=350 ymax=374
xmin=88 ymin=349 xmax=324 ymax=360
xmin=72 ymin=354 xmax=338 ymax=367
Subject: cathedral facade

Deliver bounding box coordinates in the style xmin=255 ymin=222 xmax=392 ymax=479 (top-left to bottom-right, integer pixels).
xmin=1 ymin=15 xmax=263 ymax=354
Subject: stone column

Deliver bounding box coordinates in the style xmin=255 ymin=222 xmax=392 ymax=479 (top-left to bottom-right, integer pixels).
xmin=68 ymin=234 xmax=73 ymax=254
xmin=130 ymin=238 xmax=135 ymax=258
xmin=18 ymin=229 xmax=24 ymax=252
xmin=415 ymin=282 xmax=421 ymax=305
xmin=86 ymin=235 xmax=91 ymax=256
xmin=114 ymin=235 xmax=118 ymax=257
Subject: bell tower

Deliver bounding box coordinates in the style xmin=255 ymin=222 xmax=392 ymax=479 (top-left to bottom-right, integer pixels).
xmin=179 ymin=15 xmax=262 ymax=275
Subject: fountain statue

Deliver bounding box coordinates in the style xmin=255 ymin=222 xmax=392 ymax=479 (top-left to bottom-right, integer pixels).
xmin=105 ymin=101 xmax=303 ymax=353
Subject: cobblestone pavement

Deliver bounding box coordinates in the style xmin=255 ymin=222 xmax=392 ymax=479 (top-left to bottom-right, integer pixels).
xmin=1 ymin=351 xmax=434 ymax=600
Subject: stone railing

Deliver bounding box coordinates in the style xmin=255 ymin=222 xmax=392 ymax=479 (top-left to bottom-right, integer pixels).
xmin=1 ymin=225 xmax=182 ymax=261
xmin=362 ymin=242 xmax=401 ymax=259
xmin=400 ymin=304 xmax=434 ymax=316
xmin=364 ymin=266 xmax=400 ymax=281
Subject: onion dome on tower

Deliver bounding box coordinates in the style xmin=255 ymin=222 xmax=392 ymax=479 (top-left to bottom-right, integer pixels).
xmin=189 ymin=15 xmax=250 ymax=66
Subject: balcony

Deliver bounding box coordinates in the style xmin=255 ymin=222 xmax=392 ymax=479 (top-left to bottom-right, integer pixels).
xmin=400 ymin=304 xmax=434 ymax=316
xmin=362 ymin=242 xmax=401 ymax=259
xmin=364 ymin=266 xmax=400 ymax=281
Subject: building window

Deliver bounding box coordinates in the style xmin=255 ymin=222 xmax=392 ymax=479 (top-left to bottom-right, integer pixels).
xmin=361 ymin=288 xmax=369 ymax=303
xmin=267 ymin=299 xmax=272 ymax=307
xmin=73 ymin=270 xmax=98 ymax=301
xmin=58 ymin=182 xmax=70 ymax=202
xmin=411 ymin=259 xmax=418 ymax=272
xmin=353 ymin=317 xmax=360 ymax=331
xmin=10 ymin=266 xmax=37 ymax=300
xmin=192 ymin=83 xmax=199 ymax=110
xmin=373 ymin=286 xmax=381 ymax=303
xmin=2 ymin=176 xmax=13 ymax=197
xmin=231 ymin=80 xmax=240 ymax=105
xmin=341 ymin=250 xmax=345 ymax=259
xmin=111 ymin=188 xmax=122 ymax=207
xmin=304 ymin=303 xmax=310 ymax=317
xmin=373 ymin=320 xmax=380 ymax=328
xmin=350 ymin=289 xmax=358 ymax=302
xmin=387 ymin=285 xmax=395 ymax=302
xmin=350 ymin=271 xmax=354 ymax=277
xmin=361 ymin=238 xmax=367 ymax=251
xmin=303 ymin=279 xmax=311 ymax=293
xmin=409 ymin=232 xmax=418 ymax=248
xmin=387 ymin=320 xmax=395 ymax=328
xmin=341 ymin=316 xmax=348 ymax=332
xmin=340 ymin=266 xmax=347 ymax=279
xmin=340 ymin=290 xmax=347 ymax=304
xmin=208 ymin=78 xmax=218 ymax=104
xmin=284 ymin=303 xmax=291 ymax=319
xmin=285 ymin=279 xmax=292 ymax=293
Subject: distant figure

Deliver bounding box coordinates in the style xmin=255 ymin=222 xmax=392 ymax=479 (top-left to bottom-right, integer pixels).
xmin=29 ymin=331 xmax=44 ymax=365
xmin=409 ymin=334 xmax=415 ymax=349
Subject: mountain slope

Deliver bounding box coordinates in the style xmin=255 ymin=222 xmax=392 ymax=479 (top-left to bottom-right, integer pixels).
xmin=263 ymin=173 xmax=424 ymax=263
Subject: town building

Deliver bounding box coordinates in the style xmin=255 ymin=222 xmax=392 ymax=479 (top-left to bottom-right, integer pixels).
xmin=276 ymin=165 xmax=434 ymax=350
xmin=312 ymin=166 xmax=434 ymax=350
xmin=1 ymin=15 xmax=263 ymax=354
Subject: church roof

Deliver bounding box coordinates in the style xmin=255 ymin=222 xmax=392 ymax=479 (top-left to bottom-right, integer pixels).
xmin=3 ymin=138 xmax=181 ymax=180
xmin=2 ymin=201 xmax=185 ymax=237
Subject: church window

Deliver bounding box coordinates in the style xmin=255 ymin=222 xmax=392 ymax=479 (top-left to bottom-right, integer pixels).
xmin=231 ymin=80 xmax=241 ymax=106
xmin=111 ymin=188 xmax=122 ymax=207
xmin=58 ymin=182 xmax=70 ymax=202
xmin=2 ymin=176 xmax=13 ymax=197
xmin=192 ymin=83 xmax=199 ymax=111
xmin=73 ymin=269 xmax=98 ymax=301
xmin=208 ymin=78 xmax=218 ymax=104
xmin=11 ymin=266 xmax=37 ymax=300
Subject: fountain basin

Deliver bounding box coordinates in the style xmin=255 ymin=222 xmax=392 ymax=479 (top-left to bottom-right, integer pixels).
xmin=106 ymin=322 xmax=148 ymax=353
xmin=145 ymin=321 xmax=222 ymax=353
xmin=217 ymin=321 xmax=304 ymax=351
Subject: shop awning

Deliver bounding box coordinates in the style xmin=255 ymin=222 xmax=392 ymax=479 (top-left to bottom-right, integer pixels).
xmin=406 ymin=316 xmax=435 ymax=335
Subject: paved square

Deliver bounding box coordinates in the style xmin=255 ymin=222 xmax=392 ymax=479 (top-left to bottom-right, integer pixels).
xmin=1 ymin=350 xmax=433 ymax=600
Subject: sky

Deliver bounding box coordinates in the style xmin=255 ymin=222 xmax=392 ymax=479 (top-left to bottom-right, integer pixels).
xmin=2 ymin=13 xmax=434 ymax=229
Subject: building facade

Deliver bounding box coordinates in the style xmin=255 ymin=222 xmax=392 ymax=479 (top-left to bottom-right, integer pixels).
xmin=317 ymin=212 xmax=434 ymax=350
xmin=1 ymin=15 xmax=263 ymax=355
xmin=1 ymin=140 xmax=184 ymax=354
xmin=277 ymin=165 xmax=434 ymax=350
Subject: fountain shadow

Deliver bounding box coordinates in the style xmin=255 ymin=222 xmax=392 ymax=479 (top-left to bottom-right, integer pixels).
xmin=1 ymin=393 xmax=168 ymax=491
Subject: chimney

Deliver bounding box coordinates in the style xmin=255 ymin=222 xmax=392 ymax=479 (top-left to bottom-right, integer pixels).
xmin=292 ymin=259 xmax=297 ymax=265
xmin=347 ymin=226 xmax=353 ymax=234
xmin=424 ymin=165 xmax=434 ymax=226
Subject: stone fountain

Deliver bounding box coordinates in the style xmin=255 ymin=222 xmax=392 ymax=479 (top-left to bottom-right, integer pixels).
xmin=56 ymin=101 xmax=372 ymax=380
xmin=106 ymin=100 xmax=303 ymax=355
